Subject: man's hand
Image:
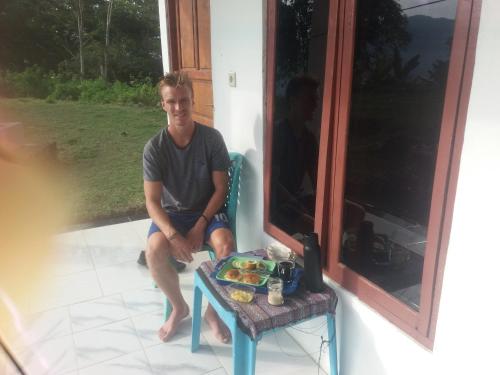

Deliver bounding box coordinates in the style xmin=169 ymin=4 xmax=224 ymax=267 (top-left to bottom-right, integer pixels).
xmin=169 ymin=235 xmax=194 ymax=262
xmin=186 ymin=219 xmax=206 ymax=253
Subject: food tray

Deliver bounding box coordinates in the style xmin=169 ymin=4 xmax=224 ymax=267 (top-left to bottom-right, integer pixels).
xmin=211 ymin=254 xmax=303 ymax=295
xmin=215 ymin=256 xmax=276 ymax=287
xmin=230 ymin=256 xmax=276 ymax=272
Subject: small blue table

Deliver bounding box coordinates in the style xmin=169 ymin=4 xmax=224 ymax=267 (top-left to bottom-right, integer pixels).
xmin=191 ymin=252 xmax=338 ymax=375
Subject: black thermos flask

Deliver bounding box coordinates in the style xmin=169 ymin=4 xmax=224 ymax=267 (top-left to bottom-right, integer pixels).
xmin=303 ymin=232 xmax=324 ymax=292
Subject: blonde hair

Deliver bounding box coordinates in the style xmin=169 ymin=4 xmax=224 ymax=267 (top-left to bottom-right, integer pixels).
xmin=158 ymin=71 xmax=194 ymax=97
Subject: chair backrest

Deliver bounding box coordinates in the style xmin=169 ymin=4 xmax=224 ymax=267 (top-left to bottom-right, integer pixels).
xmin=224 ymin=152 xmax=244 ymax=245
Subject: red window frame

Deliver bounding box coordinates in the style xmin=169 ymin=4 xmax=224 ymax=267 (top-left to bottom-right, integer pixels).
xmin=263 ymin=0 xmax=482 ymax=348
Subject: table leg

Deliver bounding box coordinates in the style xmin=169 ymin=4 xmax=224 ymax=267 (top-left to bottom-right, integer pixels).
xmin=233 ymin=328 xmax=257 ymax=375
xmin=246 ymin=335 xmax=256 ymax=375
xmin=191 ymin=285 xmax=203 ymax=353
xmin=327 ymin=313 xmax=338 ymax=375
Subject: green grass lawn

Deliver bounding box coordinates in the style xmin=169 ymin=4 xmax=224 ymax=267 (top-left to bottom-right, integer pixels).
xmin=0 ymin=98 xmax=166 ymax=225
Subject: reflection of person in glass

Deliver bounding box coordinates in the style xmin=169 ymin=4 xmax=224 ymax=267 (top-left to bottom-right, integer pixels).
xmin=271 ymin=75 xmax=320 ymax=236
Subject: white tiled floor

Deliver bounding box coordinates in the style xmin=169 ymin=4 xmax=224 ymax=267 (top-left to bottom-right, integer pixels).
xmin=2 ymin=220 xmax=326 ymax=375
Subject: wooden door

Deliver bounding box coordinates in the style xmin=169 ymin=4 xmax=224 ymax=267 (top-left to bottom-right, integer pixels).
xmin=167 ymin=0 xmax=213 ymax=127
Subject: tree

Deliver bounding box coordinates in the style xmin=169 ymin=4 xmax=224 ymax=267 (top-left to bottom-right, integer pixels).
xmin=276 ymin=0 xmax=315 ymax=84
xmin=103 ymin=0 xmax=114 ymax=81
xmin=75 ymin=0 xmax=85 ymax=78
xmin=0 ymin=0 xmax=162 ymax=82
xmin=353 ymin=0 xmax=412 ymax=88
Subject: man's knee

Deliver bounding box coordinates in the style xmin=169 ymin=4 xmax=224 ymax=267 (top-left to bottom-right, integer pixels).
xmin=211 ymin=230 xmax=235 ymax=258
xmin=146 ymin=233 xmax=169 ymax=264
xmin=218 ymin=241 xmax=234 ymax=257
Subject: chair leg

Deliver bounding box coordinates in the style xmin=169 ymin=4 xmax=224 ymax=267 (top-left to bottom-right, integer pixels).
xmin=208 ymin=248 xmax=216 ymax=261
xmin=191 ymin=285 xmax=203 ymax=352
xmin=327 ymin=313 xmax=338 ymax=375
xmin=164 ymin=298 xmax=173 ymax=322
xmin=233 ymin=328 xmax=257 ymax=375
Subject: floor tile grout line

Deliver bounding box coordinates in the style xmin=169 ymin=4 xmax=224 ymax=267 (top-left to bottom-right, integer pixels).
xmin=14 ymin=317 xmax=131 ymax=350
xmin=128 ymin=308 xmax=159 ymax=373
xmin=275 ymin=329 xmax=330 ymax=374
xmin=84 ymin=245 xmax=145 ymax=268
xmin=79 ymin=220 xmax=146 ymax=239
xmin=68 ymin=317 xmax=79 ymax=375
xmin=202 ymin=367 xmax=228 ymax=375
xmin=16 ymin=303 xmax=166 ymax=352
xmin=201 ymin=331 xmax=226 ymax=373
xmin=41 ymin=265 xmax=100 ymax=281
xmin=141 ymin=346 xmax=155 ymax=375
xmin=54 ymin=230 xmax=95 ymax=269
xmin=89 ymin=253 xmax=152 ymax=271
xmin=34 ymin=281 xmax=165 ymax=315
xmin=128 ymin=302 xmax=151 ymax=353
xmin=75 ymin=347 xmax=147 ymax=373
xmin=6 ymin=325 xmax=224 ymax=375
xmin=93 ymin=262 xmax=153 ymax=297
xmin=301 ymin=347 xmax=330 ymax=375
xmin=29 ymin=284 xmax=103 ymax=316
xmin=203 ymin=323 xmax=325 ymax=374
xmin=201 ymin=327 xmax=232 ymax=374
xmin=49 ymin=250 xmax=199 ymax=278
xmin=21 ymin=277 xmax=199 ymax=342
xmin=4 ymin=307 xmax=72 ymax=352
xmin=131 ymin=295 xmax=157 ymax=375
xmin=72 ymin=317 xmax=143 ymax=371
xmin=79 ymin=221 xmax=146 ymax=271
xmin=79 ymin=230 xmax=98 ymax=273
xmin=127 ymin=217 xmax=150 ymax=249
xmin=49 ymin=266 xmax=97 ymax=279
xmin=92 ymin=263 xmax=106 ymax=299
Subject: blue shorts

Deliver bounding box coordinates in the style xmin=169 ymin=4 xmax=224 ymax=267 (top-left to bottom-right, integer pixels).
xmin=147 ymin=211 xmax=230 ymax=242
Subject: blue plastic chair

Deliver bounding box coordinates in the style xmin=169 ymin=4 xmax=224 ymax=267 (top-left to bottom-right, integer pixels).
xmin=164 ymin=152 xmax=244 ymax=320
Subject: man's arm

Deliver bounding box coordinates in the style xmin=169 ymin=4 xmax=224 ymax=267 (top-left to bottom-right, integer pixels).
xmin=144 ymin=180 xmax=194 ymax=262
xmin=185 ymin=170 xmax=228 ymax=250
xmin=203 ymin=170 xmax=229 ymax=221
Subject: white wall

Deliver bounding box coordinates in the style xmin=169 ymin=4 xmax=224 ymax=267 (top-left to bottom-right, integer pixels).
xmin=431 ymin=0 xmax=500 ymax=373
xmin=158 ymin=0 xmax=170 ymax=74
xmin=210 ymin=0 xmax=269 ymax=251
xmin=166 ymin=0 xmax=500 ymax=374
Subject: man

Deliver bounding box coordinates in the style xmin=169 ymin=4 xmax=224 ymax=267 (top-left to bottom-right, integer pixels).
xmin=271 ymin=75 xmax=320 ymax=235
xmin=143 ymin=72 xmax=234 ymax=343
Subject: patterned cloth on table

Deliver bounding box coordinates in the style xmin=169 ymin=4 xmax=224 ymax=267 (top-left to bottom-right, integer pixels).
xmin=197 ymin=249 xmax=338 ymax=340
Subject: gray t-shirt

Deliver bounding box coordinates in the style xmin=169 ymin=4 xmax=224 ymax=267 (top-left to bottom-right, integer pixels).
xmin=143 ymin=123 xmax=230 ymax=213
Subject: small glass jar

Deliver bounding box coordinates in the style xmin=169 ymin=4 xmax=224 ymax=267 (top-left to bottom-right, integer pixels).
xmin=267 ymin=277 xmax=284 ymax=306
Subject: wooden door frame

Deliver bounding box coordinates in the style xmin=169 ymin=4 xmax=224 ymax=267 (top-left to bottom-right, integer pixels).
xmin=166 ymin=0 xmax=211 ymax=80
xmin=166 ymin=0 xmax=180 ymax=72
xmin=165 ymin=0 xmax=214 ymax=126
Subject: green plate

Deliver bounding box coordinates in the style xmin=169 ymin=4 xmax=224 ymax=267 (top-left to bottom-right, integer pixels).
xmin=215 ymin=256 xmax=276 ymax=287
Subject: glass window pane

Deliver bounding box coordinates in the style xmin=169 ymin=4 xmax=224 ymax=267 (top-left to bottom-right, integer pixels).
xmin=270 ymin=0 xmax=330 ymax=238
xmin=341 ymin=0 xmax=458 ymax=310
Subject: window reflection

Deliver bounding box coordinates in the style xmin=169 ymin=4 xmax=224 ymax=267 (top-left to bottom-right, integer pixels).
xmin=341 ymin=0 xmax=458 ymax=310
xmin=269 ymin=0 xmax=329 ymax=238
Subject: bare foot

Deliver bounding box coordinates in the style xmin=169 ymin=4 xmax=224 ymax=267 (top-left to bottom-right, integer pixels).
xmin=158 ymin=303 xmax=190 ymax=342
xmin=204 ymin=308 xmax=231 ymax=344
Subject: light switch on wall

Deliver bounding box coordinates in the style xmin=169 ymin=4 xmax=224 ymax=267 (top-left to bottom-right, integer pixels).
xmin=228 ymin=72 xmax=236 ymax=87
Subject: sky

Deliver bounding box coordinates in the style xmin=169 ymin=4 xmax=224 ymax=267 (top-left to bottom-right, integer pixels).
xmin=398 ymin=0 xmax=457 ymax=19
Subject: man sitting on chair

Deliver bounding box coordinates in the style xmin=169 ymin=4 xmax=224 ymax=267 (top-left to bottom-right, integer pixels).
xmin=143 ymin=71 xmax=234 ymax=343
